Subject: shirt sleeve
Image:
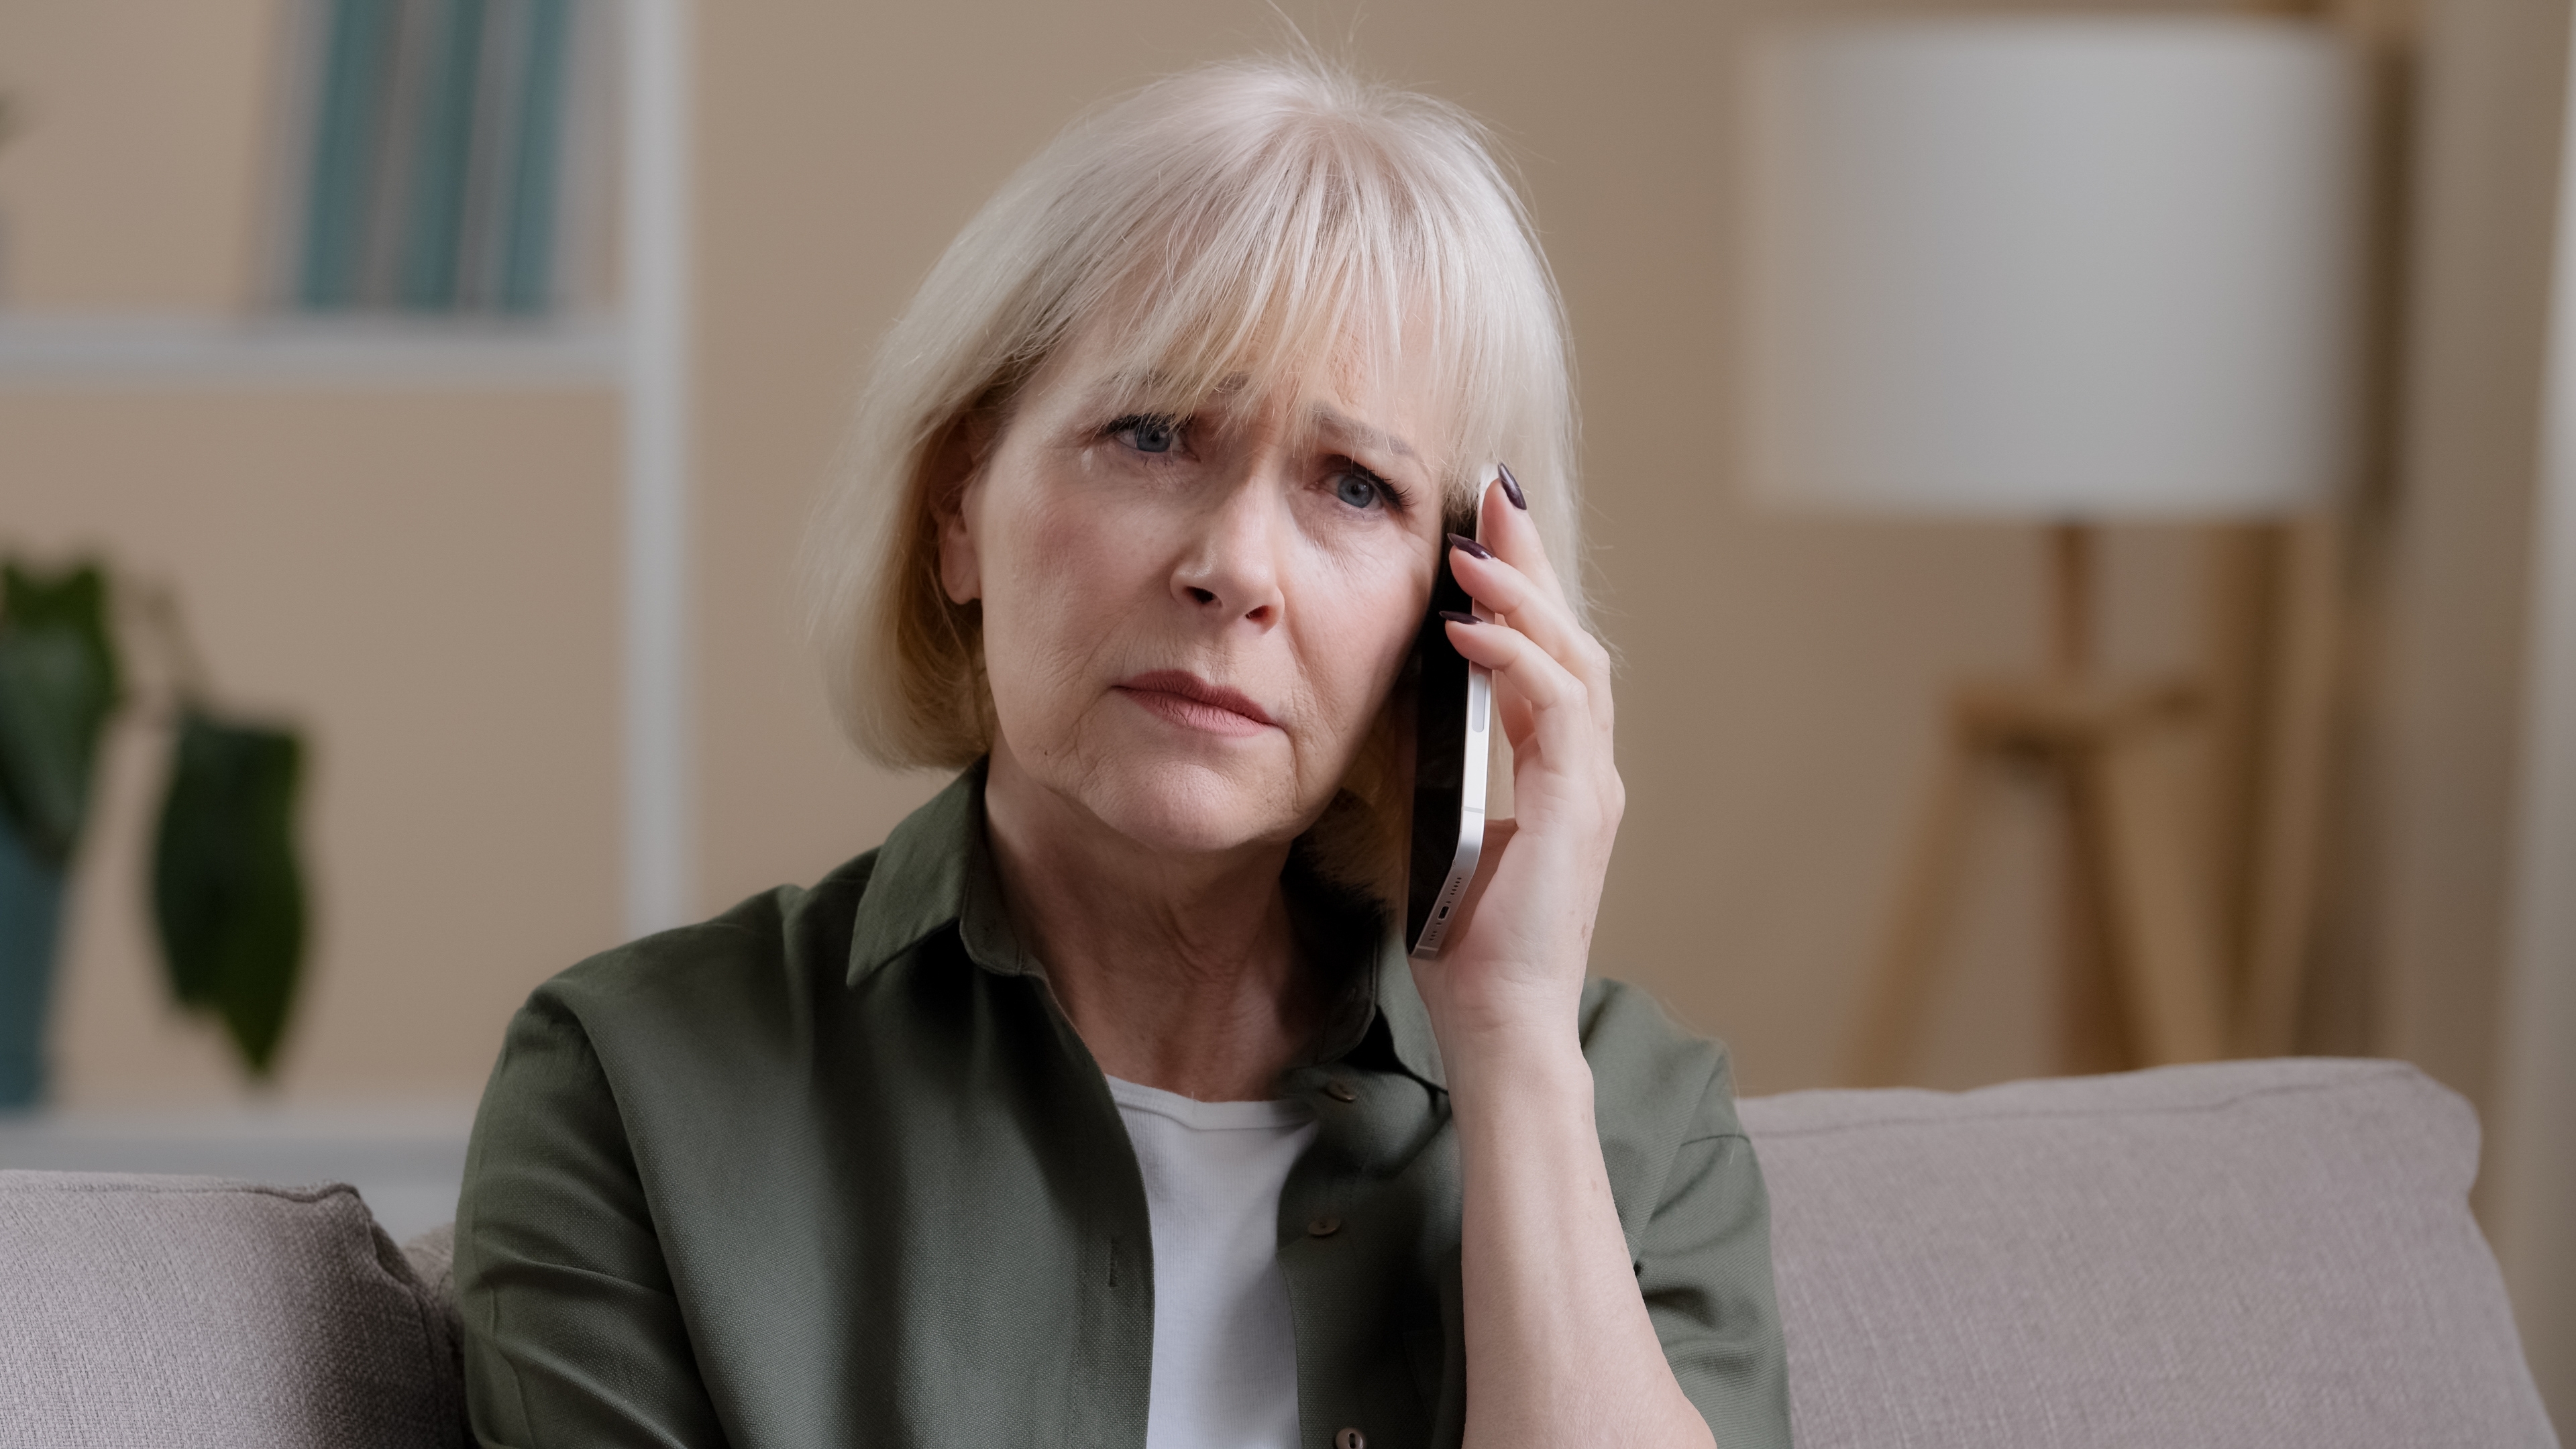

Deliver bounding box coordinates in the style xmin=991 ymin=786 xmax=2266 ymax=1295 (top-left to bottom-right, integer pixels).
xmin=454 ymin=994 xmax=730 ymax=1449
xmin=1637 ymin=1091 xmax=1796 ymax=1449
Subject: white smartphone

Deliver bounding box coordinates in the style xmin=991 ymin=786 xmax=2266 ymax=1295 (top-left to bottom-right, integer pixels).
xmin=1405 ymin=481 xmax=1495 ymax=959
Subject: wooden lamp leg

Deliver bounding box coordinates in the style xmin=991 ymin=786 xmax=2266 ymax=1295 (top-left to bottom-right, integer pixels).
xmin=2087 ymin=722 xmax=2231 ymax=1065
xmin=2235 ymin=513 xmax=2345 ymax=1055
xmin=1848 ymin=519 xmax=2243 ymax=1083
xmin=2048 ymin=523 xmax=2096 ymax=678
xmin=1847 ymin=710 xmax=1986 ymax=1087
xmin=2057 ymin=739 xmax=2130 ymax=1075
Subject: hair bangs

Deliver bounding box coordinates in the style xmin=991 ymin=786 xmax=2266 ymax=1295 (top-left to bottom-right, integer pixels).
xmin=803 ymin=56 xmax=1580 ymax=786
xmin=1052 ymin=83 xmax=1534 ymax=522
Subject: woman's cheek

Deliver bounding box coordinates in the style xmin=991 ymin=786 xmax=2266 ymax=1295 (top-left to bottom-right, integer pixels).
xmin=998 ymin=494 xmax=1167 ymax=726
xmin=993 ymin=501 xmax=1118 ymax=645
xmin=1307 ymin=539 xmax=1431 ymax=734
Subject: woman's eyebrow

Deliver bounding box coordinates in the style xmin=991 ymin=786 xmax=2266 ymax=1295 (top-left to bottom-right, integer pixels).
xmin=1309 ymin=403 xmax=1415 ymax=462
xmin=1079 ymin=368 xmax=1253 ymax=408
xmin=1078 ymin=372 xmax=1175 ymax=410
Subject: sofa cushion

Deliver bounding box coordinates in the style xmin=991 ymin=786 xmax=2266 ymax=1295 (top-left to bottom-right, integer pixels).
xmin=0 ymin=1171 xmax=462 ymax=1449
xmin=1741 ymin=1058 xmax=2559 ymax=1448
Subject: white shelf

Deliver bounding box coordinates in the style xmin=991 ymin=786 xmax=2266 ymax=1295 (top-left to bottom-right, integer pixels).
xmin=1 ymin=0 xmax=694 ymax=943
xmin=0 ymin=313 xmax=627 ymax=389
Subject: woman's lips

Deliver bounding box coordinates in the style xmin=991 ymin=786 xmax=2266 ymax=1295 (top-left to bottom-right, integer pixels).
xmin=1114 ymin=670 xmax=1279 ymax=738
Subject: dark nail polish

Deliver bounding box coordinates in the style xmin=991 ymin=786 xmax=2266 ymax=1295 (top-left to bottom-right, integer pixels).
xmin=1496 ymin=462 xmax=1527 ymax=511
xmin=1438 ymin=610 xmax=1481 ymax=627
xmin=1448 ymin=533 xmax=1493 ymax=561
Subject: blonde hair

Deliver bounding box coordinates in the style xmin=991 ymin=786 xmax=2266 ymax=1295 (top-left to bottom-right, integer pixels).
xmin=802 ymin=56 xmax=1580 ymax=782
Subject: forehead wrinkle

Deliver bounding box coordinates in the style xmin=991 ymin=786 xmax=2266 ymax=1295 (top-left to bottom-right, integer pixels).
xmin=1306 ymin=401 xmax=1416 ymax=462
xmin=1078 ymin=354 xmax=1265 ymax=406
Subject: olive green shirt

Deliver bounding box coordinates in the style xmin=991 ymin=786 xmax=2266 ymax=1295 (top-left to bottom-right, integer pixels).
xmin=455 ymin=765 xmax=1792 ymax=1448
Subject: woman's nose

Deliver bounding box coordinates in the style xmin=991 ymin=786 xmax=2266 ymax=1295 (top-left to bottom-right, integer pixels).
xmin=1171 ymin=474 xmax=1285 ymax=627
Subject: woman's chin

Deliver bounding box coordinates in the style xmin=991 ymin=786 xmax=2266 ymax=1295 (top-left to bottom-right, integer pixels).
xmin=1075 ymin=756 xmax=1308 ymax=858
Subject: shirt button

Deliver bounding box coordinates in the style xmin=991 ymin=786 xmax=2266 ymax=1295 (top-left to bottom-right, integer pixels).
xmin=1336 ymin=1430 xmax=1366 ymax=1449
xmin=1307 ymin=1216 xmax=1342 ymax=1238
xmin=1323 ymin=1079 xmax=1358 ymax=1103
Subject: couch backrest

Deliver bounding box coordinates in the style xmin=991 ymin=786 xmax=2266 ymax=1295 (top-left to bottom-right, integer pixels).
xmin=0 ymin=1172 xmax=461 ymax=1449
xmin=1741 ymin=1057 xmax=2560 ymax=1448
xmin=0 ymin=1060 xmax=2556 ymax=1447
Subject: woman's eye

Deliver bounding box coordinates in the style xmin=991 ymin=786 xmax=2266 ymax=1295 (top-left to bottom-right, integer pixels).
xmin=1333 ymin=471 xmax=1383 ymax=509
xmin=1118 ymin=417 xmax=1179 ymax=454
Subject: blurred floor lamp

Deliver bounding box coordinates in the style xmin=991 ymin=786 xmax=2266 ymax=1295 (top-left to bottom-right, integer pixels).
xmin=1742 ymin=18 xmax=2364 ymax=1083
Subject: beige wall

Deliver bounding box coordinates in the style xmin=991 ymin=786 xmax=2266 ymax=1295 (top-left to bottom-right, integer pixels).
xmin=2370 ymin=0 xmax=2569 ymax=1130
xmin=0 ymin=0 xmax=2548 ymax=1118
xmin=0 ymin=0 xmax=281 ymax=311
xmin=6 ymin=390 xmax=623 ymax=1104
xmin=2368 ymin=0 xmax=2573 ymax=1415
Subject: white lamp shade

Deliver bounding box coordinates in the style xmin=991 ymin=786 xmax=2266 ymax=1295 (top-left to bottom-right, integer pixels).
xmin=1742 ymin=17 xmax=2365 ymax=519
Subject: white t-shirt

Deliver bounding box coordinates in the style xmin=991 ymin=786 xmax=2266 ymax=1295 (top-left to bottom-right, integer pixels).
xmin=1106 ymin=1075 xmax=1318 ymax=1449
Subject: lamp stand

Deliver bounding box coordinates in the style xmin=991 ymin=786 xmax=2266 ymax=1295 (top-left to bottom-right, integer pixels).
xmin=1847 ymin=523 xmax=2233 ymax=1084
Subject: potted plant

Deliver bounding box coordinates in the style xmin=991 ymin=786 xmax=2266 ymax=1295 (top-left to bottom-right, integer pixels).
xmin=0 ymin=558 xmax=309 ymax=1106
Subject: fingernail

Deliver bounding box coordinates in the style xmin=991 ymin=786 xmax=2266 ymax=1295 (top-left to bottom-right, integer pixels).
xmin=1438 ymin=610 xmax=1481 ymax=627
xmin=1496 ymin=463 xmax=1527 ymax=511
xmin=1447 ymin=533 xmax=1493 ymax=561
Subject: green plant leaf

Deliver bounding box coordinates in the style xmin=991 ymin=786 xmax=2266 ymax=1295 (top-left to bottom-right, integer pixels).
xmin=152 ymin=710 xmax=306 ymax=1077
xmin=0 ymin=563 xmax=122 ymax=869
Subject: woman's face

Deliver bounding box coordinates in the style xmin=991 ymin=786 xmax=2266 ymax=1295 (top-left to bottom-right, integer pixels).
xmin=940 ymin=323 xmax=1450 ymax=858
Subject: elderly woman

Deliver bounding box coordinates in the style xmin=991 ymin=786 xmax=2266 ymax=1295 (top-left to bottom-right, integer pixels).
xmin=456 ymin=58 xmax=1789 ymax=1449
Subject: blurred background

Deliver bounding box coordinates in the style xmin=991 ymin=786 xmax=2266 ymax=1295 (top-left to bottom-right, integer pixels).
xmin=0 ymin=0 xmax=2567 ymax=1415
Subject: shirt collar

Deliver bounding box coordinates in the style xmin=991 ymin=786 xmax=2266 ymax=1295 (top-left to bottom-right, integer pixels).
xmin=843 ymin=761 xmax=1446 ymax=1092
xmin=1368 ymin=938 xmax=1448 ymax=1090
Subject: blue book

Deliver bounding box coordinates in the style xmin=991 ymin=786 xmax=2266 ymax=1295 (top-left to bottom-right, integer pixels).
xmin=297 ymin=0 xmax=399 ymax=308
xmin=396 ymin=0 xmax=488 ymax=310
xmin=450 ymin=0 xmax=516 ymax=309
xmin=294 ymin=0 xmax=577 ymax=313
xmin=498 ymin=0 xmax=574 ymax=314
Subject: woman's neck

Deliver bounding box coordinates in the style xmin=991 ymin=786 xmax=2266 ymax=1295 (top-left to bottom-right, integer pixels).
xmin=980 ymin=745 xmax=1322 ymax=1102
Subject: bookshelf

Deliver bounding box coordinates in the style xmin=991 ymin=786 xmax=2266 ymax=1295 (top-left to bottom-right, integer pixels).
xmin=0 ymin=315 xmax=623 ymax=387
xmin=0 ymin=0 xmax=695 ymax=939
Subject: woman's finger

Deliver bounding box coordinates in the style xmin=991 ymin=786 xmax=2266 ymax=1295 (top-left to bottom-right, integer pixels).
xmin=1444 ymin=537 xmax=1614 ymax=735
xmin=1445 ymin=538 xmax=1598 ymax=676
xmin=1442 ymin=614 xmax=1602 ymax=763
xmin=1481 ymin=466 xmax=1572 ymax=604
xmin=1457 ymin=472 xmax=1601 ymax=669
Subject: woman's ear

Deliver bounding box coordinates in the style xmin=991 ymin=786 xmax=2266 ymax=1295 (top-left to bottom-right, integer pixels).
xmin=938 ymin=504 xmax=982 ymax=606
xmin=932 ymin=418 xmax=992 ymax=605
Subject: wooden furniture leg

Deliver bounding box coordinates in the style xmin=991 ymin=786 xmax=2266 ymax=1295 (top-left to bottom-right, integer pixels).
xmin=2088 ymin=722 xmax=2231 ymax=1064
xmin=2055 ymin=738 xmax=2130 ymax=1075
xmin=2198 ymin=523 xmax=2277 ymax=1012
xmin=1849 ymin=519 xmax=2287 ymax=1081
xmin=1847 ymin=710 xmax=1985 ymax=1087
xmin=2237 ymin=512 xmax=2345 ymax=1055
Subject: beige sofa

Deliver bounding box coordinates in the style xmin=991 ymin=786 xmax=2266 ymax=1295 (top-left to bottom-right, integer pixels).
xmin=0 ymin=1057 xmax=2556 ymax=1447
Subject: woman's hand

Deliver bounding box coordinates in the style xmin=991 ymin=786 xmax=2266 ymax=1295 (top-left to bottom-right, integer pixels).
xmin=1408 ymin=470 xmax=1626 ymax=1068
xmin=1414 ymin=470 xmax=1713 ymax=1449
